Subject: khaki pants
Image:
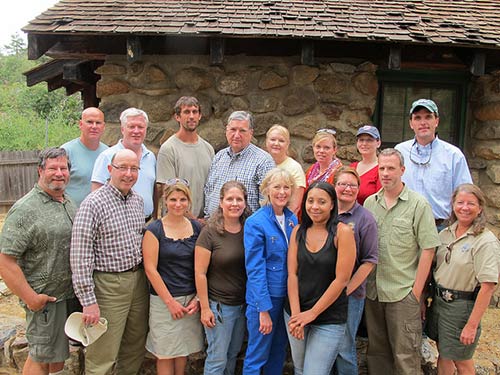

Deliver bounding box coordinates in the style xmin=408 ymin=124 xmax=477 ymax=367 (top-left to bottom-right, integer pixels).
xmin=85 ymin=269 xmax=149 ymax=375
xmin=365 ymin=292 xmax=422 ymax=375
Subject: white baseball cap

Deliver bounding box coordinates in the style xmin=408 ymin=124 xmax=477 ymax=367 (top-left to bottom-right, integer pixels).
xmin=64 ymin=312 xmax=108 ymax=347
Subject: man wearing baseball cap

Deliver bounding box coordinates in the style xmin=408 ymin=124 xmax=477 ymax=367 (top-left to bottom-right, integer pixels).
xmin=395 ymin=99 xmax=472 ymax=229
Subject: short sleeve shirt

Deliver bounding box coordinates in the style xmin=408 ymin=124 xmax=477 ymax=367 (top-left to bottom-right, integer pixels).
xmin=434 ymin=223 xmax=500 ymax=291
xmin=338 ymin=202 xmax=378 ymax=299
xmin=156 ymin=135 xmax=214 ymax=218
xmin=61 ymin=138 xmax=108 ymax=207
xmin=204 ymin=144 xmax=275 ymax=216
xmin=278 ymin=157 xmax=306 ymax=188
xmin=0 ymin=185 xmax=76 ymax=303
xmin=364 ymin=185 xmax=440 ymax=302
xmin=196 ymin=225 xmax=246 ymax=305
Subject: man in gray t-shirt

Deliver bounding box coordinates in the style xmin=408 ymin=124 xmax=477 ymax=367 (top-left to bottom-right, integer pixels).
xmin=156 ymin=96 xmax=214 ymax=219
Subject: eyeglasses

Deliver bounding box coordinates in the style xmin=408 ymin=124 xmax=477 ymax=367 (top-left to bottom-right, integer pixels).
xmin=111 ymin=164 xmax=140 ymax=173
xmin=317 ymin=128 xmax=337 ymax=135
xmin=445 ymin=243 xmax=454 ymax=264
xmin=336 ymin=182 xmax=359 ymax=190
xmin=409 ymin=141 xmax=432 ymax=166
xmin=166 ymin=178 xmax=190 ymax=187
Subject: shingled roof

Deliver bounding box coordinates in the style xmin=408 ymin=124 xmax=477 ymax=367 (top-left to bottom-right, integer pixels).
xmin=23 ymin=0 xmax=500 ymax=50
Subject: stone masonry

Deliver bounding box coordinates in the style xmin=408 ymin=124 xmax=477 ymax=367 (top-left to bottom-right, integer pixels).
xmin=95 ymin=55 xmax=500 ymax=237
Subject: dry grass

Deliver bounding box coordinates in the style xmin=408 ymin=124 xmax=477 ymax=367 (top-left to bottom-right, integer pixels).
xmin=0 ymin=212 xmax=499 ymax=369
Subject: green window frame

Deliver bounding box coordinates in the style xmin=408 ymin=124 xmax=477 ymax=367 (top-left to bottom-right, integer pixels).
xmin=374 ymin=70 xmax=470 ymax=148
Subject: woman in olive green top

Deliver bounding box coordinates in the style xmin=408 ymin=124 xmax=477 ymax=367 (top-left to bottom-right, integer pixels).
xmin=427 ymin=184 xmax=500 ymax=374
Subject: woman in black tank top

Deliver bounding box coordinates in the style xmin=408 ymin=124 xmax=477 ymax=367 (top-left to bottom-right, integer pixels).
xmin=285 ymin=181 xmax=356 ymax=375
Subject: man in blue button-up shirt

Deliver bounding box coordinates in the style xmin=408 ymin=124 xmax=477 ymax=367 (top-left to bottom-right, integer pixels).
xmin=395 ymin=99 xmax=472 ymax=227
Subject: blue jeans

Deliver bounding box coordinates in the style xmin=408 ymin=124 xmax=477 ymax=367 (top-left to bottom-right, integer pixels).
xmin=204 ymin=300 xmax=246 ymax=375
xmin=285 ymin=312 xmax=346 ymax=375
xmin=243 ymin=297 xmax=288 ymax=375
xmin=335 ymin=296 xmax=365 ymax=375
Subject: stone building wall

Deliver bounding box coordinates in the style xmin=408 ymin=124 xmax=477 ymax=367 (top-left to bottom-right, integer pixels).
xmin=469 ymin=70 xmax=500 ymax=238
xmin=96 ymin=55 xmax=377 ymax=164
xmin=95 ymin=54 xmax=500 ymax=235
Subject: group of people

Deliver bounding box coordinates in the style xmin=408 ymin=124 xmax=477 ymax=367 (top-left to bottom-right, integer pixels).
xmin=0 ymin=95 xmax=498 ymax=375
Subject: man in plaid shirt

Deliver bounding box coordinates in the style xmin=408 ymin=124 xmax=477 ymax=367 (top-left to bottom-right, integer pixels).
xmin=71 ymin=149 xmax=149 ymax=375
xmin=203 ymin=110 xmax=275 ymax=217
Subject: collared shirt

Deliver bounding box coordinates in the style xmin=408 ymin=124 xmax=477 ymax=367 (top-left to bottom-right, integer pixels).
xmin=61 ymin=138 xmax=108 ymax=207
xmin=0 ymin=184 xmax=76 ymax=304
xmin=70 ymin=183 xmax=145 ymax=306
xmin=364 ymin=185 xmax=440 ymax=302
xmin=91 ymin=140 xmax=156 ymax=216
xmin=434 ymin=222 xmax=500 ymax=291
xmin=395 ymin=136 xmax=472 ymax=220
xmin=338 ymin=202 xmax=378 ymax=299
xmin=204 ymin=143 xmax=275 ymax=217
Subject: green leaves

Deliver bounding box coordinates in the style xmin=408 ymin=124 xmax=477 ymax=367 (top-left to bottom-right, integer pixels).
xmin=0 ymin=37 xmax=82 ymax=151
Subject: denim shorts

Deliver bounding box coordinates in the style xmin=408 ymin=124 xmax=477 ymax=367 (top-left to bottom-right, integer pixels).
xmin=24 ymin=300 xmax=70 ymax=363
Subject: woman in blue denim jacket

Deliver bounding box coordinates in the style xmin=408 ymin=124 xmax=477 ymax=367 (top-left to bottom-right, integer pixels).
xmin=243 ymin=168 xmax=298 ymax=375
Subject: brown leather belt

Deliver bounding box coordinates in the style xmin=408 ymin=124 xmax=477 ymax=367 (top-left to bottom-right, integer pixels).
xmin=124 ymin=262 xmax=143 ymax=272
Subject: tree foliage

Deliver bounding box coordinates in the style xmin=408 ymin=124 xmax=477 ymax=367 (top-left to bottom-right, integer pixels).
xmin=0 ymin=34 xmax=82 ymax=151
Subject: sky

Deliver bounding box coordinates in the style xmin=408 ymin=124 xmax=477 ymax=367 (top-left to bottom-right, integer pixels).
xmin=1 ymin=0 xmax=58 ymax=50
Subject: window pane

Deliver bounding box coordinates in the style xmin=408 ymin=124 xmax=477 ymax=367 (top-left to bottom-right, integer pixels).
xmin=380 ymin=83 xmax=458 ymax=146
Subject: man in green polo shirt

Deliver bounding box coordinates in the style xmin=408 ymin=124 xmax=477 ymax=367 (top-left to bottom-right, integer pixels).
xmin=0 ymin=148 xmax=76 ymax=375
xmin=364 ymin=148 xmax=440 ymax=375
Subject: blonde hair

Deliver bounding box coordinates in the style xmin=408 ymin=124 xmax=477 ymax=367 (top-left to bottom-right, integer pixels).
xmin=312 ymin=131 xmax=337 ymax=149
xmin=163 ymin=182 xmax=192 ymax=213
xmin=260 ymin=168 xmax=296 ymax=206
xmin=449 ymin=183 xmax=486 ymax=235
xmin=334 ymin=166 xmax=361 ymax=186
xmin=266 ymin=124 xmax=290 ymax=143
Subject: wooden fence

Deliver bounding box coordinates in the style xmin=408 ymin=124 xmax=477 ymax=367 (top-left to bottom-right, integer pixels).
xmin=0 ymin=151 xmax=39 ymax=213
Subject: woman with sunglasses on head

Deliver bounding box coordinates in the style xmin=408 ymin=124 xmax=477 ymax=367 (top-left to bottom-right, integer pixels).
xmin=143 ymin=180 xmax=204 ymax=375
xmin=286 ymin=181 xmax=356 ymax=375
xmin=305 ymin=129 xmax=342 ymax=189
xmin=426 ymin=184 xmax=500 ymax=375
xmin=195 ymin=181 xmax=251 ymax=375
xmin=243 ymin=168 xmax=298 ymax=375
xmin=350 ymin=125 xmax=382 ymax=205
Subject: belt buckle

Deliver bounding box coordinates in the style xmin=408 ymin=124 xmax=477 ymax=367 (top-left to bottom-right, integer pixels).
xmin=130 ymin=263 xmax=141 ymax=272
xmin=440 ymin=289 xmax=454 ymax=302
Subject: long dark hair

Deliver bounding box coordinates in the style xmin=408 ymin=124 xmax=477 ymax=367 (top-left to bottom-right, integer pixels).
xmin=297 ymin=181 xmax=339 ymax=244
xmin=208 ymin=181 xmax=252 ymax=234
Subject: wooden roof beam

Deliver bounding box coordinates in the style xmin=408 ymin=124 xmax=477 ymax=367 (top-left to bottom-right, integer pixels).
xmin=127 ymin=36 xmax=142 ymax=63
xmin=24 ymin=59 xmax=76 ymax=87
xmin=27 ymin=34 xmax=59 ymax=60
xmin=471 ymin=51 xmax=485 ymax=76
xmin=301 ymin=40 xmax=314 ymax=66
xmin=210 ymin=38 xmax=225 ymax=65
xmin=63 ymin=60 xmax=102 ymax=85
xmin=388 ymin=47 xmax=402 ymax=70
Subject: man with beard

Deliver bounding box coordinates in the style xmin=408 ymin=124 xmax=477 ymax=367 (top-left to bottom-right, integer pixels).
xmin=0 ymin=148 xmax=77 ymax=375
xmin=156 ymin=96 xmax=214 ymax=219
